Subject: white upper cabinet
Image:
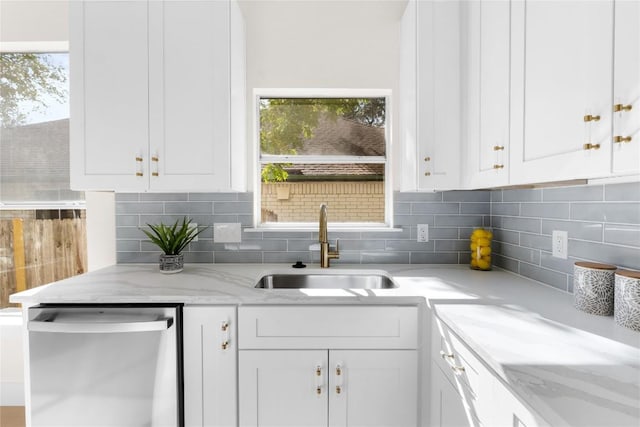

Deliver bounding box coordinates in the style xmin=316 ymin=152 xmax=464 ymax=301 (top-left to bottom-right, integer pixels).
xmin=509 ymin=0 xmax=614 ymax=185
xmin=463 ymin=0 xmax=511 ymax=188
xmin=70 ymin=0 xmax=246 ymax=192
xmin=69 ymin=1 xmax=150 ymax=192
xmin=399 ymin=0 xmax=462 ymax=191
xmin=612 ymin=0 xmax=640 ymax=176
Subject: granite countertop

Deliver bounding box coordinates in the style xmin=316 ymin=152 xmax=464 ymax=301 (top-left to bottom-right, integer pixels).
xmin=10 ymin=263 xmax=640 ymax=426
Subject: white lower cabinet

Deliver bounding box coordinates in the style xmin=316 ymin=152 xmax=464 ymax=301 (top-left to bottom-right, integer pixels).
xmin=183 ymin=306 xmax=237 ymax=427
xmin=181 ymin=304 xmax=546 ymax=427
xmin=431 ymin=315 xmax=546 ymax=427
xmin=430 ymin=362 xmax=479 ymax=427
xmin=239 ymin=349 xmax=417 ymax=427
xmin=237 ymin=305 xmax=419 ymax=427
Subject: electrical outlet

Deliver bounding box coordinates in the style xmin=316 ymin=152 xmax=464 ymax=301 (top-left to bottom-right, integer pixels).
xmin=188 ymin=223 xmax=198 ymax=242
xmin=417 ymin=224 xmax=429 ymax=242
xmin=552 ymin=230 xmax=568 ymax=259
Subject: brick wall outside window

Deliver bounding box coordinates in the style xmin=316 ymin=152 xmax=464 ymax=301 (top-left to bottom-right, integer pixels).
xmin=261 ymin=182 xmax=384 ymax=223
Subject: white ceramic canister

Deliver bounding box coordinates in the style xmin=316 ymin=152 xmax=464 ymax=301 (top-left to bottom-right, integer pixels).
xmin=614 ymin=269 xmax=640 ymax=331
xmin=573 ymin=262 xmax=617 ymax=316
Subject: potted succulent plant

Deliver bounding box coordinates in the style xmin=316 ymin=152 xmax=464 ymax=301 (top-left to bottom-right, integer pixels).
xmin=142 ymin=217 xmax=207 ymax=273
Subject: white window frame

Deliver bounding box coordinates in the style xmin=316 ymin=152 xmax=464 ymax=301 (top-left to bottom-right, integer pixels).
xmin=253 ymin=88 xmax=394 ymax=231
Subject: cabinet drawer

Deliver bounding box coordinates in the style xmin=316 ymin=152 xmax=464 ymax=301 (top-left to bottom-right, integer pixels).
xmin=432 ymin=316 xmax=494 ymax=423
xmin=238 ymin=305 xmax=419 ymax=349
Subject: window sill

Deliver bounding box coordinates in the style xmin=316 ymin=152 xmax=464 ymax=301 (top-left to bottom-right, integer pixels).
xmin=245 ymin=225 xmax=404 ymax=233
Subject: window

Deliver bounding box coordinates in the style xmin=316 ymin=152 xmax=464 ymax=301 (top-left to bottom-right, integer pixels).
xmin=0 ymin=52 xmax=86 ymax=308
xmin=256 ymin=90 xmax=391 ymax=228
xmin=0 ymin=52 xmax=83 ymax=207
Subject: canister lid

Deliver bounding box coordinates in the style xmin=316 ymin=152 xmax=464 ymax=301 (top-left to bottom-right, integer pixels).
xmin=574 ymin=262 xmax=617 ymax=270
xmin=615 ymin=269 xmax=640 ymax=279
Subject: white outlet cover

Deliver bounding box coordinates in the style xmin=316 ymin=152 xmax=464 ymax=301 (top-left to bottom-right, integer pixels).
xmin=214 ymin=223 xmax=242 ymax=243
xmin=417 ymin=224 xmax=429 ymax=242
xmin=552 ymin=230 xmax=568 ymax=259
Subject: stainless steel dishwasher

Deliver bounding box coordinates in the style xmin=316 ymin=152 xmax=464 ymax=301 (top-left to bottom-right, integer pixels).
xmin=27 ymin=304 xmax=183 ymax=426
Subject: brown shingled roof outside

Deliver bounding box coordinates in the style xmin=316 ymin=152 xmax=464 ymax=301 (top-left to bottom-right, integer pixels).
xmin=283 ymin=113 xmax=385 ymax=178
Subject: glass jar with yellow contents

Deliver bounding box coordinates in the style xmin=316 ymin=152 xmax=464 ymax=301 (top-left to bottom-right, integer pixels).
xmin=470 ymin=228 xmax=492 ymax=271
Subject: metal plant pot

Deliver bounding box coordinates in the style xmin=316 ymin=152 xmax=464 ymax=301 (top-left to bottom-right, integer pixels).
xmin=159 ymin=254 xmax=184 ymax=274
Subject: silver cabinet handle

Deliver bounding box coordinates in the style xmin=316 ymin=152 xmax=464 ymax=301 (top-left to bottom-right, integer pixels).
xmin=29 ymin=317 xmax=173 ymax=333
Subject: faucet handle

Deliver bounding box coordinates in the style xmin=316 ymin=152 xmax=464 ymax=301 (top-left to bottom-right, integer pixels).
xmin=330 ymin=239 xmax=340 ymax=260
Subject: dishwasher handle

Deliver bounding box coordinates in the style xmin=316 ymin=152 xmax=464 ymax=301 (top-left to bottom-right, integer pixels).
xmin=28 ymin=317 xmax=173 ymax=334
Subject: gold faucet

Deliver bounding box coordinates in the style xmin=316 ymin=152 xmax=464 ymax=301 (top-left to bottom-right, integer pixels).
xmin=319 ymin=204 xmax=339 ymax=268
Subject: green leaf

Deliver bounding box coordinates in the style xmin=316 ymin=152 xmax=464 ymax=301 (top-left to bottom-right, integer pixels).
xmin=141 ymin=217 xmax=209 ymax=255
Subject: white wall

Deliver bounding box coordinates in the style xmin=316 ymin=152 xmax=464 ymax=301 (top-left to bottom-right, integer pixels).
xmin=0 ymin=0 xmax=68 ymax=50
xmin=0 ymin=308 xmax=24 ymax=406
xmin=86 ymin=192 xmax=116 ymax=271
xmin=240 ymin=0 xmax=407 ymax=190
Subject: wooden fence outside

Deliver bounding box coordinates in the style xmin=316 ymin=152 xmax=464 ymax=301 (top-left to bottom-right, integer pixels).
xmin=0 ymin=218 xmax=87 ymax=308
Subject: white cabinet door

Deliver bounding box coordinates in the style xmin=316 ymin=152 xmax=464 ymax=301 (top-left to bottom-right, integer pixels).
xmin=239 ymin=350 xmax=328 ymax=427
xmin=239 ymin=349 xmax=417 ymax=427
xmin=70 ymin=0 xmax=246 ymax=192
xmin=463 ymin=0 xmax=510 ymax=188
xmin=148 ymin=0 xmax=237 ymax=192
xmin=510 ymin=0 xmax=614 ymax=185
xmin=417 ymin=0 xmax=462 ymax=190
xmin=491 ymin=377 xmax=545 ymax=427
xmin=328 ymin=350 xmax=417 ymax=427
xmin=430 ymin=362 xmax=479 ymax=427
xmin=183 ymin=306 xmax=237 ymax=427
xmin=399 ymin=0 xmax=461 ymax=191
xmin=69 ymin=0 xmax=149 ymax=191
xmin=612 ymin=0 xmax=640 ymax=176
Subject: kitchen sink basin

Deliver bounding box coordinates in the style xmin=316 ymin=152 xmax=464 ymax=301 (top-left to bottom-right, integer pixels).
xmin=254 ymin=272 xmax=397 ymax=289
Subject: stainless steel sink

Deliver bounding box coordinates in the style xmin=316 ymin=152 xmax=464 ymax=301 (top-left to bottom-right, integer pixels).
xmin=254 ymin=273 xmax=397 ymax=289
